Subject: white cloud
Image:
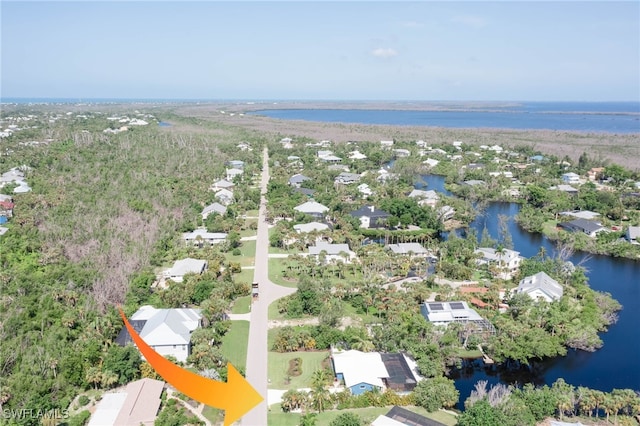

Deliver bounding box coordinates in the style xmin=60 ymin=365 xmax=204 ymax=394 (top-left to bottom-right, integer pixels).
xmin=371 ymin=48 xmax=398 ymax=58
xmin=451 ymin=15 xmax=488 ymax=29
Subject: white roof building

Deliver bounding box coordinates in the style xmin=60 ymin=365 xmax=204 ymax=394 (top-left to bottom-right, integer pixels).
xmin=182 ymin=229 xmax=227 ymax=246
xmin=516 ymin=271 xmax=563 ymax=302
xmin=88 ymin=379 xmax=164 ymax=426
xmin=294 ymin=201 xmax=329 ymax=217
xmin=387 ymin=242 xmax=429 ymax=256
xmin=331 ymin=350 xmax=389 ymax=391
xmin=167 ymin=258 xmax=207 ymax=282
xmin=293 ymin=222 xmax=329 ymax=233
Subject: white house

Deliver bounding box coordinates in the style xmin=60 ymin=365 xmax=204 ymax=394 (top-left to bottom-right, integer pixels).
xmin=348 ymin=150 xmax=367 ymax=160
xmin=182 ymin=229 xmax=227 ymax=247
xmin=294 ymin=201 xmax=329 ymax=219
xmin=166 ymin=258 xmax=207 ymax=282
xmin=408 ymin=189 xmax=439 ymax=208
xmin=214 ymin=188 xmax=234 ymax=205
xmin=307 ymin=241 xmax=355 ymax=263
xmin=293 ymin=222 xmax=329 ymax=234
xmin=422 ymin=158 xmax=440 ymax=168
xmin=561 ymin=172 xmax=581 ymax=185
xmin=117 ymin=306 xmax=202 ymax=363
xmin=516 ymin=271 xmax=563 ymax=302
xmin=331 ymin=350 xmax=389 ymax=395
xmin=380 ymin=140 xmax=394 ymax=148
xmin=226 ymin=168 xmax=244 ymax=181
xmin=387 ymin=242 xmax=429 ymax=257
xmin=420 ymin=301 xmax=495 ymax=335
xmin=474 ymin=247 xmax=523 ymax=280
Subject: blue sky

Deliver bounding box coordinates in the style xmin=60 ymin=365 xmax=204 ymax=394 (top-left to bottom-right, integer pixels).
xmin=2 ymin=1 xmax=639 ymax=101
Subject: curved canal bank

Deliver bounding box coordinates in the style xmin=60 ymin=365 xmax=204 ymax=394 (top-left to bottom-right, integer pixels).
xmin=419 ymin=174 xmax=640 ymax=407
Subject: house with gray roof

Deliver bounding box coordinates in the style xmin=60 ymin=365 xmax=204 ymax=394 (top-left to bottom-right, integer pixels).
xmin=214 ymin=188 xmax=234 ymax=205
xmin=116 ymin=305 xmax=202 ymax=362
xmin=516 ymin=271 xmax=563 ymax=302
xmin=201 ymin=202 xmax=227 ymax=219
xmin=166 ymin=258 xmax=207 ymax=282
xmin=626 ymin=226 xmax=640 ymax=244
xmin=463 ymin=180 xmax=486 ymax=186
xmin=294 ymin=200 xmax=329 ymax=219
xmin=210 ymin=179 xmax=235 ymax=192
xmin=408 ymin=189 xmax=439 ymax=207
xmin=226 ymin=160 xmax=245 ymax=169
xmin=288 ymin=173 xmax=311 ymax=187
xmin=559 ymin=218 xmax=605 ymax=238
xmin=335 ymin=172 xmax=361 ymax=185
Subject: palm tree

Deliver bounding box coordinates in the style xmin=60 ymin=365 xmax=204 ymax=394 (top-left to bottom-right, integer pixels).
xmin=309 ymin=385 xmax=332 ymax=412
xmin=85 ymin=366 xmax=102 ymax=389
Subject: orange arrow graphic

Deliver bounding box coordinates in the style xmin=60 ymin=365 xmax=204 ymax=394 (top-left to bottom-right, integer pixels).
xmin=119 ymin=309 xmax=262 ymax=426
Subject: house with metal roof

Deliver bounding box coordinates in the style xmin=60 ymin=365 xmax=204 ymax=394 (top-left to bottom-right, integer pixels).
xmin=307 ymin=241 xmax=355 ymax=263
xmin=387 ymin=242 xmax=429 ymax=257
xmin=87 ymin=378 xmax=165 ymax=426
xmin=562 ymin=172 xmax=581 ymax=184
xmin=116 ymin=306 xmax=202 ymax=362
xmin=559 ymin=218 xmax=605 ymax=237
xmin=293 ymin=221 xmax=329 ymax=234
xmin=335 ymin=172 xmax=361 ymax=185
xmin=225 ymin=168 xmax=244 ymax=181
xmin=166 ymin=258 xmax=207 ymax=282
xmin=182 ymin=229 xmax=227 ymax=247
xmin=294 ymin=200 xmax=329 ymax=219
xmin=626 ymin=226 xmax=640 ymax=244
xmin=201 ymin=202 xmax=227 ymax=219
xmin=331 ymin=349 xmax=390 ymax=395
xmin=516 ymin=271 xmax=563 ymax=303
xmin=210 ymin=179 xmax=235 ymax=192
xmin=214 ymin=188 xmax=234 ymax=206
xmin=288 ymin=173 xmax=311 ymax=187
xmin=408 ymin=189 xmax=439 ymax=207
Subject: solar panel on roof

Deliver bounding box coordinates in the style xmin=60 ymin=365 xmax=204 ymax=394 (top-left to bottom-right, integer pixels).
xmin=449 ymin=302 xmax=465 ymax=310
xmin=428 ymin=303 xmax=443 ymax=310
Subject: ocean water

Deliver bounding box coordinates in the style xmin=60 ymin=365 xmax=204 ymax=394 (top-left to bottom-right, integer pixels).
xmin=250 ymin=102 xmax=640 ymax=134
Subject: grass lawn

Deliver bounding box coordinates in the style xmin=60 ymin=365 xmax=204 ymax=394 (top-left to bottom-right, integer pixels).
xmin=268 ymin=350 xmax=330 ymax=390
xmin=234 ymin=268 xmax=255 ymax=285
xmin=232 ymin=295 xmax=251 ymax=314
xmin=244 ymin=209 xmax=259 ymax=217
xmin=225 ymin=240 xmax=256 ymax=267
xmin=542 ymin=220 xmax=559 ymax=236
xmin=268 ymin=258 xmax=299 ymax=288
xmin=342 ymin=300 xmax=379 ymax=325
xmin=221 ymin=320 xmax=249 ymax=371
xmin=239 ymin=226 xmax=257 ymax=238
xmin=268 ymin=406 xmax=458 ymax=426
xmin=268 ymin=299 xmax=286 ymax=320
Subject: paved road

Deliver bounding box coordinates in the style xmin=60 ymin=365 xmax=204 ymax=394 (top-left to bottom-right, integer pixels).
xmin=242 ymin=148 xmax=296 ymax=426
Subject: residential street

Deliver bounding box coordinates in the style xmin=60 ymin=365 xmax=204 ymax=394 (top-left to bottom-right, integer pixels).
xmin=241 ymin=147 xmax=296 ymax=426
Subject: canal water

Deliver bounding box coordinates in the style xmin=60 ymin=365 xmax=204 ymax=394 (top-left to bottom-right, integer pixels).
xmin=418 ymin=174 xmax=640 ymax=407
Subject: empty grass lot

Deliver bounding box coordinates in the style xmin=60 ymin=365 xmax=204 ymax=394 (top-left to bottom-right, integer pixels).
xmin=232 ymin=295 xmax=251 ymax=314
xmin=221 ymin=320 xmax=249 ymax=371
xmin=267 ymin=406 xmax=458 ymax=426
xmin=225 ymin=240 xmax=256 ymax=267
xmin=268 ymin=350 xmax=330 ymax=390
xmin=268 ymin=258 xmax=299 ymax=288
